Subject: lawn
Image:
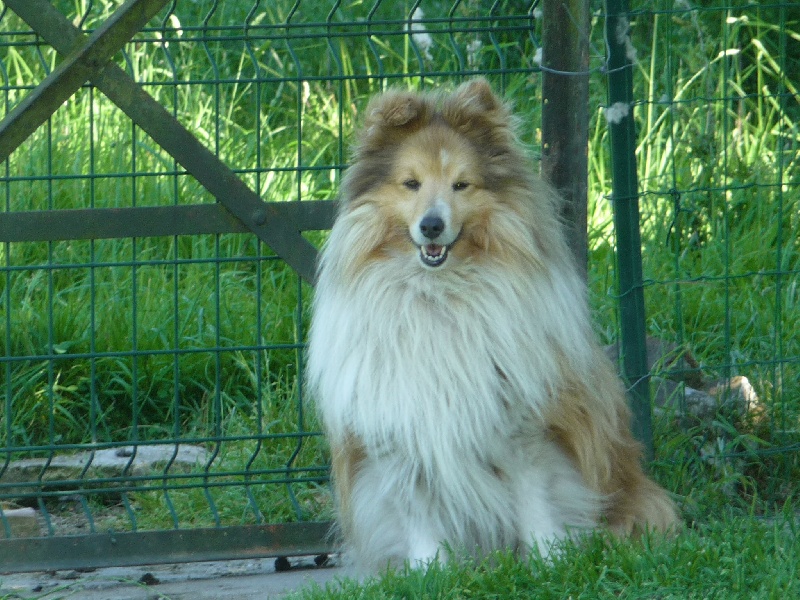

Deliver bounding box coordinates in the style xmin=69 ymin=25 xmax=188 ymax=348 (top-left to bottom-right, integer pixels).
xmin=295 ymin=511 xmax=799 ymax=599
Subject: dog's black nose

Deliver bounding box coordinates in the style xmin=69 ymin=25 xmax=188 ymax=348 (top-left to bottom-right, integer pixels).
xmin=419 ymin=214 xmax=445 ymax=239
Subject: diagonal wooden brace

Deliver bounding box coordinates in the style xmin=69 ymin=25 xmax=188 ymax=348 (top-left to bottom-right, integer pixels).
xmin=2 ymin=0 xmax=322 ymax=284
xmin=0 ymin=0 xmax=170 ymax=163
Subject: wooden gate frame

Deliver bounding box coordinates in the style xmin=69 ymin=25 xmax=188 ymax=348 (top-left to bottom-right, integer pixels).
xmin=0 ymin=0 xmax=335 ymax=572
xmin=0 ymin=0 xmax=335 ymax=285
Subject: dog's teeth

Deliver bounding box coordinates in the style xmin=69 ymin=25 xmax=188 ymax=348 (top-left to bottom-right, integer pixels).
xmin=420 ymin=244 xmax=448 ymax=266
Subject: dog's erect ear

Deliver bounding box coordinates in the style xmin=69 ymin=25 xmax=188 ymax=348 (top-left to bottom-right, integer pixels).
xmin=449 ymin=78 xmax=504 ymax=115
xmin=364 ymin=90 xmax=427 ymax=129
xmin=441 ymin=79 xmax=516 ymax=159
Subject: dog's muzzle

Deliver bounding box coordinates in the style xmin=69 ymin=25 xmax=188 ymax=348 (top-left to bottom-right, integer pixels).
xmin=418 ymin=213 xmax=448 ymax=267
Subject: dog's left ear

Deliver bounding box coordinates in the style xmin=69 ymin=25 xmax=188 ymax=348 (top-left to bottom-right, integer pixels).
xmin=442 ymin=79 xmax=515 ymax=158
xmin=450 ymin=78 xmax=504 ymax=114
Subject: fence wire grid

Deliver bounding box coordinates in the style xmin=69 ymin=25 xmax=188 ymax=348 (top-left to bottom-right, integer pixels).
xmin=0 ymin=0 xmax=798 ymax=571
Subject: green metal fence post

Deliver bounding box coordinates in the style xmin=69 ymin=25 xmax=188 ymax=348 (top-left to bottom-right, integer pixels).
xmin=604 ymin=0 xmax=653 ymax=460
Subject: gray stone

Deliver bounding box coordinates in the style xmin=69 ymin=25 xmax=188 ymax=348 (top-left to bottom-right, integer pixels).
xmin=0 ymin=507 xmax=41 ymax=538
xmin=0 ymin=444 xmax=208 ymax=498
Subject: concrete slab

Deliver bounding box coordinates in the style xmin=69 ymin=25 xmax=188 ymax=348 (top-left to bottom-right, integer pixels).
xmin=0 ymin=556 xmax=348 ymax=599
xmin=2 ymin=445 xmax=209 ymax=500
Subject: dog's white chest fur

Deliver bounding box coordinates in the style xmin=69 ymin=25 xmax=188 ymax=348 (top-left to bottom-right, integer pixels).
xmin=312 ymin=264 xmax=564 ymax=447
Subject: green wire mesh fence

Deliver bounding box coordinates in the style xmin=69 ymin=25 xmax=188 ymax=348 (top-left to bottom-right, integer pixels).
xmin=618 ymin=0 xmax=799 ymax=511
xmin=0 ymin=0 xmax=797 ymax=572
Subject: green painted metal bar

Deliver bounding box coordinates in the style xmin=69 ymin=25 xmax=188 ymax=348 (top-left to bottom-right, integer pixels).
xmin=0 ymin=522 xmax=334 ymax=572
xmin=0 ymin=201 xmax=335 ymax=242
xmin=4 ymin=0 xmax=322 ymax=284
xmin=0 ymin=0 xmax=170 ymax=164
xmin=604 ymin=0 xmax=653 ymax=459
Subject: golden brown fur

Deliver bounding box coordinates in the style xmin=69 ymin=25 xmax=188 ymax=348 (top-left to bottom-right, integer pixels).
xmin=547 ymin=347 xmax=679 ymax=534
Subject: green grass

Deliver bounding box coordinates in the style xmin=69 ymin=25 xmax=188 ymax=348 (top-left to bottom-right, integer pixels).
xmin=291 ymin=510 xmax=799 ymax=599
xmin=0 ymin=0 xmax=799 ymax=594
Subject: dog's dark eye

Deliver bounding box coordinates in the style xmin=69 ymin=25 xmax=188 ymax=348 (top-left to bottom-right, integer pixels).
xmin=452 ymin=181 xmax=470 ymax=191
xmin=403 ymin=179 xmax=421 ymax=191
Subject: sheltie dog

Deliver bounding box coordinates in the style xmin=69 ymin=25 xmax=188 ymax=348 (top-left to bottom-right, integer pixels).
xmin=307 ymin=79 xmax=678 ymax=571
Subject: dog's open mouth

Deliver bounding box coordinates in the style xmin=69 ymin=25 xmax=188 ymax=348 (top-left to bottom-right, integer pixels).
xmin=419 ymin=243 xmax=448 ymax=267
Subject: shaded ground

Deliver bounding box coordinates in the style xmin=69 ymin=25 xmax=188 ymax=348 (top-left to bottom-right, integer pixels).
xmin=0 ymin=556 xmax=344 ymax=599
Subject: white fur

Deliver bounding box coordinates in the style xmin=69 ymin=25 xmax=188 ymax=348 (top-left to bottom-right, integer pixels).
xmin=307 ymin=210 xmax=606 ymax=570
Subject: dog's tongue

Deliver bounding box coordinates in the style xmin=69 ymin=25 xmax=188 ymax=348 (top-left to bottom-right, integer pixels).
xmin=420 ymin=243 xmax=448 ymax=267
xmin=425 ymin=244 xmax=444 ymax=257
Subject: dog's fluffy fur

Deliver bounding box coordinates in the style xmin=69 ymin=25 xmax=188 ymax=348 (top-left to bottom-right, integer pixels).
xmin=307 ymin=79 xmax=678 ymax=571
